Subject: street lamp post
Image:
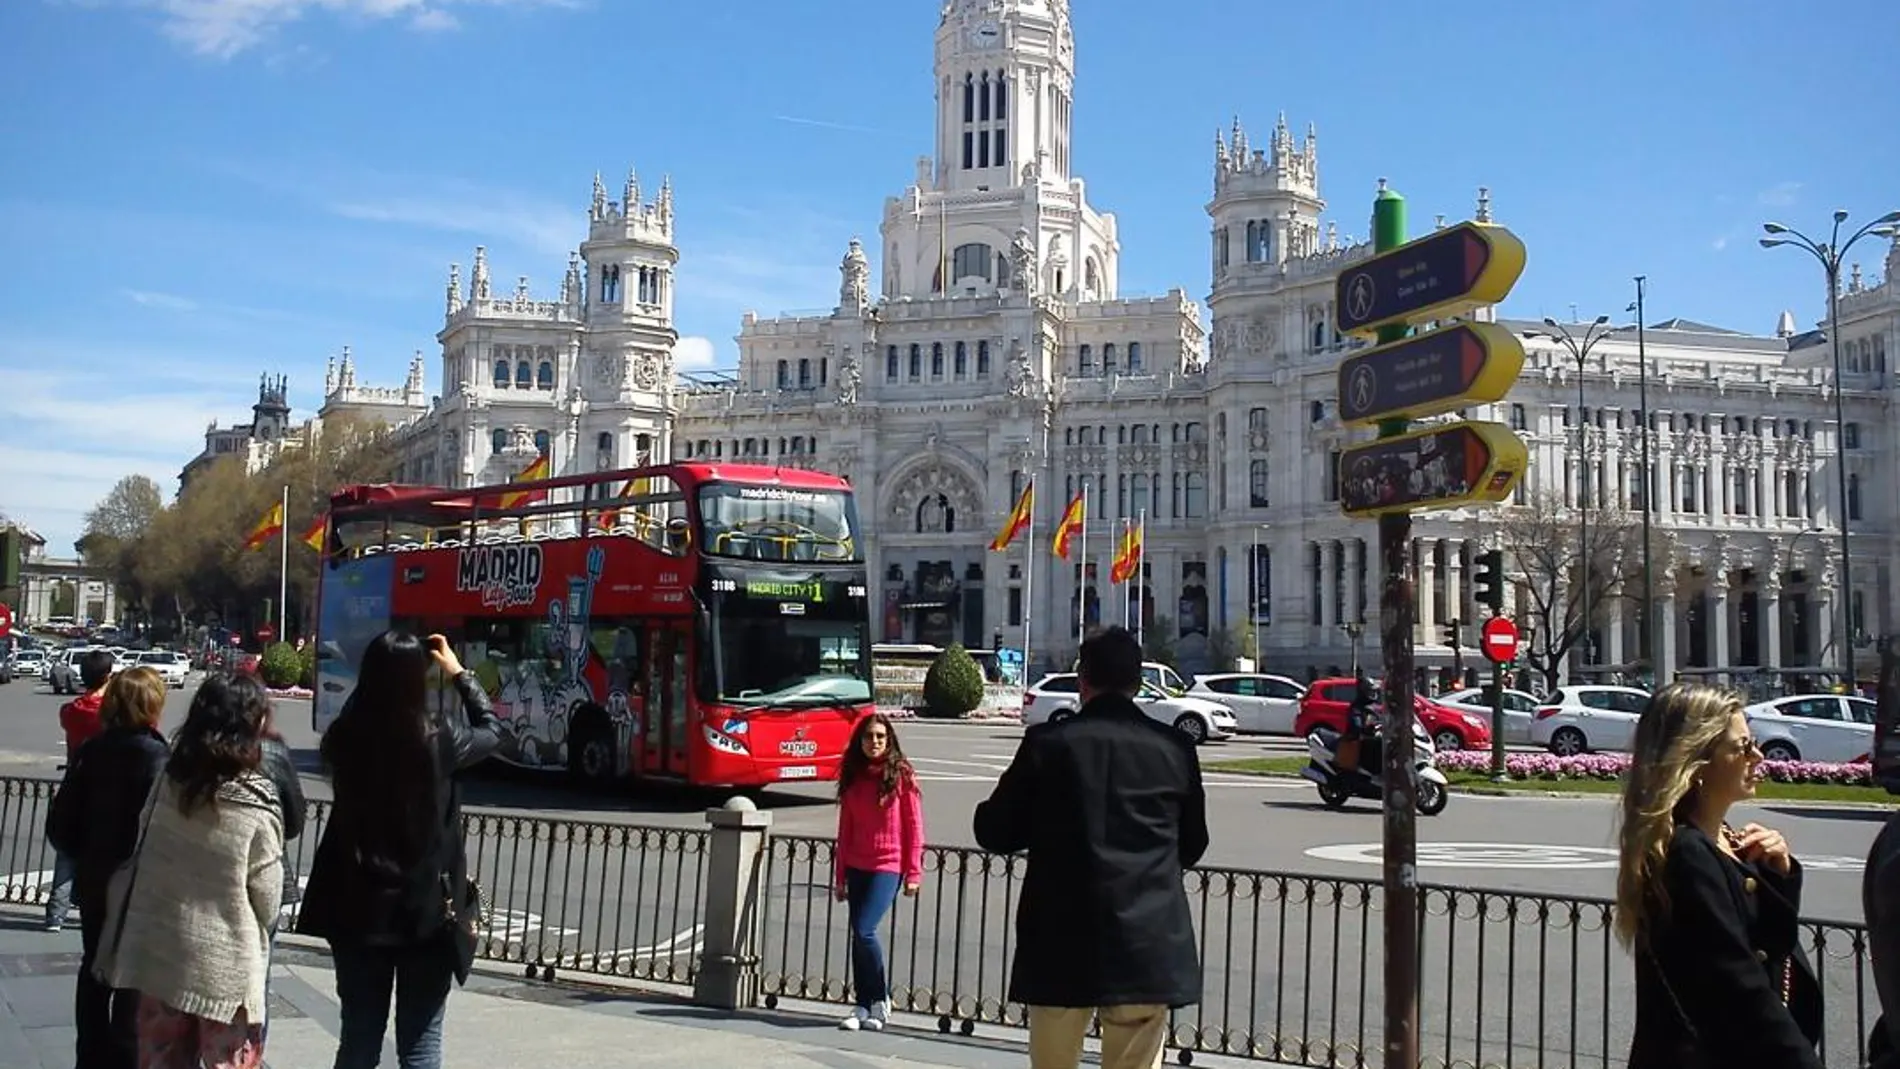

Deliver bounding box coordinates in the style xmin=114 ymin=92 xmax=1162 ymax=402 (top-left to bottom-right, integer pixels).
xmin=1541 ymin=315 xmax=1616 ymax=682
xmin=1762 ymin=209 xmax=1900 ymax=690
xmin=1250 ymin=523 xmax=1271 ymax=669
xmin=1629 ymin=279 xmax=1656 ymax=688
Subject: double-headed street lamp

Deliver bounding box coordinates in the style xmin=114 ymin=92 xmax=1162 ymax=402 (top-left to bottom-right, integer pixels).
xmin=1541 ymin=314 xmax=1615 ymax=678
xmin=1761 ymin=209 xmax=1900 ymax=689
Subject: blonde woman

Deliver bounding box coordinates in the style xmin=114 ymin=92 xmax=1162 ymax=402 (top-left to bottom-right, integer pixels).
xmin=1615 ymin=682 xmax=1822 ymax=1068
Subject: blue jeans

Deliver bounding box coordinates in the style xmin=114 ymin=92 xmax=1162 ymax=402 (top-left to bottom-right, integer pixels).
xmin=45 ymin=849 xmax=74 ymax=927
xmin=844 ymin=868 xmax=900 ymax=1009
xmin=329 ymin=941 xmax=456 ymax=1069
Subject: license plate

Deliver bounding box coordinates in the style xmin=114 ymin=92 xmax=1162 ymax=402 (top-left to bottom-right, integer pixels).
xmin=778 ymin=740 xmax=818 ymax=758
xmin=779 ymin=765 xmax=818 ymax=780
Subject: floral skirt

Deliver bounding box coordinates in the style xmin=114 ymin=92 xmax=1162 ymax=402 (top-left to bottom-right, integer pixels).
xmin=137 ymin=995 xmax=265 ymax=1069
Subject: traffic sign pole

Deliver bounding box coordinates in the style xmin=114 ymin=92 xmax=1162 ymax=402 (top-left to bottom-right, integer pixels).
xmin=1490 ymin=659 xmax=1508 ymax=783
xmin=1369 ymin=184 xmax=1420 ymax=1069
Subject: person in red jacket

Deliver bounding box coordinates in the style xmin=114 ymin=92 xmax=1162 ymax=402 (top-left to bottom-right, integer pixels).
xmin=47 ymin=649 xmax=117 ymax=931
xmin=832 ymin=712 xmax=924 ymax=1032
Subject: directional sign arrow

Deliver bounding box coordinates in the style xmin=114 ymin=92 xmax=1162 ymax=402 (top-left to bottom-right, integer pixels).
xmin=1336 ymin=420 xmax=1529 ymax=518
xmin=1335 ymin=222 xmax=1527 ymax=337
xmin=1336 ymin=322 xmax=1526 ymax=426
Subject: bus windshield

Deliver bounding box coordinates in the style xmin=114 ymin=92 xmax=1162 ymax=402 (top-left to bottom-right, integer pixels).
xmin=701 ymin=575 xmax=872 ymax=708
xmin=697 ymin=482 xmax=861 ymax=563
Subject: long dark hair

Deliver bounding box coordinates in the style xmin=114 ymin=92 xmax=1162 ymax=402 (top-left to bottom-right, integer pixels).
xmin=167 ymin=672 xmax=271 ymax=814
xmin=321 ymin=630 xmax=438 ymax=865
xmin=837 ymin=712 xmax=915 ymax=805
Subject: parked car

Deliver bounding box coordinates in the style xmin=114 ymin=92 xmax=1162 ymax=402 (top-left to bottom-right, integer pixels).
xmin=1021 ymin=672 xmax=1238 ymax=743
xmin=1435 ymin=686 xmax=1543 ymax=745
xmin=133 ymin=649 xmax=189 ymax=689
xmin=1744 ymin=693 xmax=1878 ymax=764
xmin=1529 ymin=685 xmax=1652 ymax=755
xmin=1293 ymin=676 xmax=1493 ymax=752
xmin=1142 ymin=661 xmax=1190 ymax=696
xmin=1186 ymin=673 xmax=1306 ymax=734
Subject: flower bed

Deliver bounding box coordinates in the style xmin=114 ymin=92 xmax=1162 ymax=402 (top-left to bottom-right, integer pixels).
xmin=1435 ymin=749 xmax=1873 ymax=786
xmin=265 ymin=685 xmax=314 ymax=700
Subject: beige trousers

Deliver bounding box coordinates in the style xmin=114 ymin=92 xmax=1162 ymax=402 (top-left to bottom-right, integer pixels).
xmin=1026 ymin=1004 xmax=1168 ymax=1069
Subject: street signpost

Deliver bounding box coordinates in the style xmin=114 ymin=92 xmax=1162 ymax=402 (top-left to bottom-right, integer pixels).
xmin=1337 ymin=422 xmax=1529 ymax=518
xmin=1480 ymin=616 xmax=1519 ymax=664
xmin=1334 ymin=188 xmax=1531 ymax=1069
xmin=258 ymin=624 xmax=277 ymax=643
xmin=0 ymin=603 xmax=11 ymax=640
xmin=1337 ymin=322 xmax=1526 ymax=426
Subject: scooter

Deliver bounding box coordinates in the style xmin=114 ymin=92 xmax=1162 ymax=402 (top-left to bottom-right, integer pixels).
xmin=1301 ymin=717 xmax=1450 ymax=816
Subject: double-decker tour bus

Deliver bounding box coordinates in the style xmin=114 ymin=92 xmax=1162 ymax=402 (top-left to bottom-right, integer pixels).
xmin=311 ymin=463 xmax=873 ymax=789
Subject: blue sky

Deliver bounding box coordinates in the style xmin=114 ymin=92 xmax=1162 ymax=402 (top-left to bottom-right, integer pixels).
xmin=1 ymin=0 xmax=1893 ymax=555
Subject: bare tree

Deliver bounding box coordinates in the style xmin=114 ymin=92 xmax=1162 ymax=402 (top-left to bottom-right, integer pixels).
xmin=1495 ymin=492 xmax=1656 ymax=691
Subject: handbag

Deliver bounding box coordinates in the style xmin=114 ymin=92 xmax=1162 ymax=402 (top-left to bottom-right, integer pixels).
xmin=91 ymin=779 xmax=162 ymax=986
xmin=442 ymin=871 xmax=489 ymax=984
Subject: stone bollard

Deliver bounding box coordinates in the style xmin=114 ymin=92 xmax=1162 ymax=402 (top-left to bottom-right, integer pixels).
xmin=692 ymin=794 xmax=773 ymax=1010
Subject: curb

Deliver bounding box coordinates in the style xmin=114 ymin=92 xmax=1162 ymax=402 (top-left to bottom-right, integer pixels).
xmin=1208 ymin=767 xmax=1897 ymax=807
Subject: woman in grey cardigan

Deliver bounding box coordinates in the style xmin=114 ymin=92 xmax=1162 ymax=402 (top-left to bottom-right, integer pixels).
xmin=97 ymin=673 xmax=284 ymax=1069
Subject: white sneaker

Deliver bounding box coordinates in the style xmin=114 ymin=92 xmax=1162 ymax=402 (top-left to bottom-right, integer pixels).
xmin=863 ymin=1000 xmax=890 ymax=1032
xmin=839 ymin=1006 xmax=869 ymax=1031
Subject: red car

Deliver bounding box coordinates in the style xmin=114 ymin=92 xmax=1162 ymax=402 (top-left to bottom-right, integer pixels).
xmin=1293 ymin=676 xmax=1493 ymax=752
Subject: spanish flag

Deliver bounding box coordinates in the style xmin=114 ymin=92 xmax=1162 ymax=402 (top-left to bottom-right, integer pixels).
xmin=1051 ymin=490 xmax=1086 ymax=560
xmin=299 ymin=513 xmax=327 ymax=552
xmin=988 ymin=479 xmax=1034 ymax=552
xmin=497 ymin=453 xmax=551 ymax=509
xmin=243 ymin=502 xmax=284 ymax=551
xmin=1109 ymin=520 xmax=1142 ymax=584
xmin=598 ymin=478 xmax=637 ymax=529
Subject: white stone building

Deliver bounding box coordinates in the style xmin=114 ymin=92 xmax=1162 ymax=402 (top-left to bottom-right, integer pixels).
xmin=343 ymin=0 xmax=1897 ymax=685
xmin=179 ymin=374 xmax=304 ymax=489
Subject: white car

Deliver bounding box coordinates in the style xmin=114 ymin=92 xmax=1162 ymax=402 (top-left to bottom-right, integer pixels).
xmin=1022 ymin=673 xmax=1238 ymax=744
xmin=1186 ymin=673 xmax=1306 ymax=734
xmin=1744 ymin=693 xmax=1878 ymax=764
xmin=134 ymin=650 xmax=189 ymax=689
xmin=1436 ymin=686 xmax=1543 ymax=745
xmin=9 ymin=649 xmax=46 ymax=678
xmin=1529 ymin=685 xmax=1652 ymax=756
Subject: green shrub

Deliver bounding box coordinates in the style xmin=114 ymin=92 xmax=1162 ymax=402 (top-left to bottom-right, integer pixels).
xmin=922 ymin=643 xmax=985 ymax=718
xmin=297 ymin=642 xmax=316 ymax=687
xmin=259 ymin=641 xmax=303 ymax=689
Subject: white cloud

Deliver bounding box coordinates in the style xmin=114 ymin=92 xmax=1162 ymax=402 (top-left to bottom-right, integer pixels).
xmin=135 ymin=0 xmax=580 ymax=59
xmin=1758 ymin=181 xmax=1803 ymax=208
xmin=123 ymin=288 xmax=200 ymax=311
xmin=673 ymin=336 xmax=717 ymax=369
xmin=0 ymin=444 xmax=179 ymax=553
xmin=327 ymin=191 xmax=576 ymax=259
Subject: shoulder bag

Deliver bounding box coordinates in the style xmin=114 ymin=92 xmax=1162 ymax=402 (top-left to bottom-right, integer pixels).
xmin=433 ymin=726 xmax=488 ymax=984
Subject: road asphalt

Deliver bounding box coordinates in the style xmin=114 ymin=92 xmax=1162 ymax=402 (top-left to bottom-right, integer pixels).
xmin=0 ymin=674 xmax=1889 ymax=1067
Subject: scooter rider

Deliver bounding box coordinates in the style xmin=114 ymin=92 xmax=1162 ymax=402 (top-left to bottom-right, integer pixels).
xmin=1343 ymin=675 xmax=1383 ymax=776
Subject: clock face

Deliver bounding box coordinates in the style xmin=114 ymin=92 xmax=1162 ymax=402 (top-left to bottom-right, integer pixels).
xmin=969 ymin=19 xmax=999 ymax=47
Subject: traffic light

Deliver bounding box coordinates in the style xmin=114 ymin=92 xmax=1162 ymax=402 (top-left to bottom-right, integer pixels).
xmin=1475 ymin=549 xmax=1504 ymax=615
xmin=1445 ymin=618 xmax=1463 ymax=648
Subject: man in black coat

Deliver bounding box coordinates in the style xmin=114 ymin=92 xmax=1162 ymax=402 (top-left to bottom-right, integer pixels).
xmin=974 ymin=626 xmax=1208 ymax=1069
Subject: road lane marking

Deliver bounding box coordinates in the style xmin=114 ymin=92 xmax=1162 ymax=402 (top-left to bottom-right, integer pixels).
xmin=1306 ymin=842 xmax=1620 ymax=870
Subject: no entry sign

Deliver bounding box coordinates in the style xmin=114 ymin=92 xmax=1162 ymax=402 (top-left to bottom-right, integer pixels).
xmin=0 ymin=603 xmax=11 ymax=639
xmin=1480 ymin=617 xmax=1519 ymax=664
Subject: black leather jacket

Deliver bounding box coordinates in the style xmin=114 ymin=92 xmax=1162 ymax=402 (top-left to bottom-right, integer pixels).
xmin=260 ymin=734 xmax=306 ymax=842
xmin=45 ymin=726 xmax=169 ymax=917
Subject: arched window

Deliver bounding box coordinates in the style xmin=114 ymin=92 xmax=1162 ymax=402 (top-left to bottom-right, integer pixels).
xmin=962 ymin=73 xmax=975 ymax=123
xmin=979 ymin=71 xmax=991 ymax=121
xmin=1078 ymin=344 xmax=1093 ymax=376
xmin=1312 ymin=319 xmax=1327 ymax=350
xmin=886 ymin=345 xmax=899 ymax=380
xmin=951 ymin=243 xmax=994 ymax=282
xmin=533 ymin=430 xmax=550 ymax=455
xmin=536 ymin=361 xmax=554 ymax=389
xmin=493 ymin=360 xmax=509 ymax=388
xmin=491 ymin=429 xmax=507 ymax=454
xmin=596 ymin=431 xmax=613 ymax=452
xmin=515 ymin=361 xmax=532 ymax=388
xmin=1103 ymin=343 xmax=1117 ymax=373
xmin=1250 ymin=460 xmax=1270 ymax=507
xmin=1186 ymin=472 xmax=1206 ymax=518
xmin=1249 ymin=406 xmax=1269 ymax=436
xmin=776 ymin=360 xmax=790 ymax=389
xmin=908 ymin=344 xmax=922 ymax=378
xmin=954 ymin=341 xmax=968 ymax=377
xmin=976 ymin=340 xmax=991 ymax=375
xmin=995 ymin=71 xmax=1007 ymax=119
xmin=1127 ymin=341 xmax=1143 ymax=372
xmin=931 ymin=342 xmax=944 ymax=378
xmin=1084 ymin=258 xmax=1100 ymax=298
xmin=1849 ymin=473 xmax=1862 ymax=520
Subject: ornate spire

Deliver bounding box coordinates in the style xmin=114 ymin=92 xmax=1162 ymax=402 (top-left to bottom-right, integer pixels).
xmin=1475 ymin=186 xmax=1493 ymax=223
xmin=1231 ymin=115 xmax=1245 ymax=159
xmin=406 ymin=351 xmax=425 ymax=392
xmin=446 ymin=262 xmax=463 ymax=316
xmin=562 ymin=251 xmax=581 ymax=305
xmin=515 ymin=275 xmax=531 ymax=302
xmin=471 ymin=246 xmax=490 ymax=300
xmin=657 ymin=175 xmax=673 ymax=220
xmin=340 ymin=346 xmax=355 ymax=387
xmin=624 ymin=167 xmax=640 ymax=211
xmin=591 ymin=172 xmax=606 ymax=217
xmin=324 ymin=353 xmax=337 ymax=394
xmin=1850 ymin=262 xmax=1864 ymax=292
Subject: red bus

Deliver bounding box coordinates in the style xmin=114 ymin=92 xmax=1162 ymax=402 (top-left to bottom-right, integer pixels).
xmin=312 ymin=462 xmax=873 ymax=789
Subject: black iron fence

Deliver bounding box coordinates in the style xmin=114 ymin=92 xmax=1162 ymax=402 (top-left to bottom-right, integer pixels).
xmin=0 ymin=775 xmax=1879 ymax=1068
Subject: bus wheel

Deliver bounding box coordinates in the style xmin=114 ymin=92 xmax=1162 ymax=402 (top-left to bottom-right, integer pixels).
xmin=567 ymin=707 xmax=616 ymax=789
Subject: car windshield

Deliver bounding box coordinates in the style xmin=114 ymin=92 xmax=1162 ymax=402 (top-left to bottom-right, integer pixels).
xmin=697 ymin=482 xmax=862 ymax=563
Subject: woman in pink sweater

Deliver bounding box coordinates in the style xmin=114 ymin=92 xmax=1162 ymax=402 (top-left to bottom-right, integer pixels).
xmin=833 ymin=712 xmax=925 ymax=1032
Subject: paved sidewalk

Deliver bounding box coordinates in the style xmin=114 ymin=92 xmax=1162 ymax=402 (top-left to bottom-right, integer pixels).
xmin=0 ymin=907 xmax=1092 ymax=1069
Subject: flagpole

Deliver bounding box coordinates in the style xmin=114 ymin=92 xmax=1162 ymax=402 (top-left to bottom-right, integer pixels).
xmin=1075 ymin=484 xmax=1088 ymax=648
xmin=1021 ymin=478 xmax=1036 ymax=686
xmin=277 ymin=484 xmax=289 ymax=645
xmin=1136 ymin=508 xmax=1147 ymax=652
xmin=1120 ymin=518 xmax=1131 ymax=630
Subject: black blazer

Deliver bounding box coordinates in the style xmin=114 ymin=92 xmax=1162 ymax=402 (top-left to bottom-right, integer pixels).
xmin=45 ymin=726 xmax=169 ymax=918
xmin=974 ymin=691 xmax=1209 ymax=1009
xmin=294 ymin=672 xmax=501 ymax=949
xmin=259 ymin=735 xmax=307 ymax=843
xmin=1629 ymin=823 xmax=1823 ymax=1069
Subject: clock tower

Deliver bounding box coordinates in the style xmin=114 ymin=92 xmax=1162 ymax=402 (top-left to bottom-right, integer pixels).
xmin=933 ymin=0 xmax=1074 ymax=194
